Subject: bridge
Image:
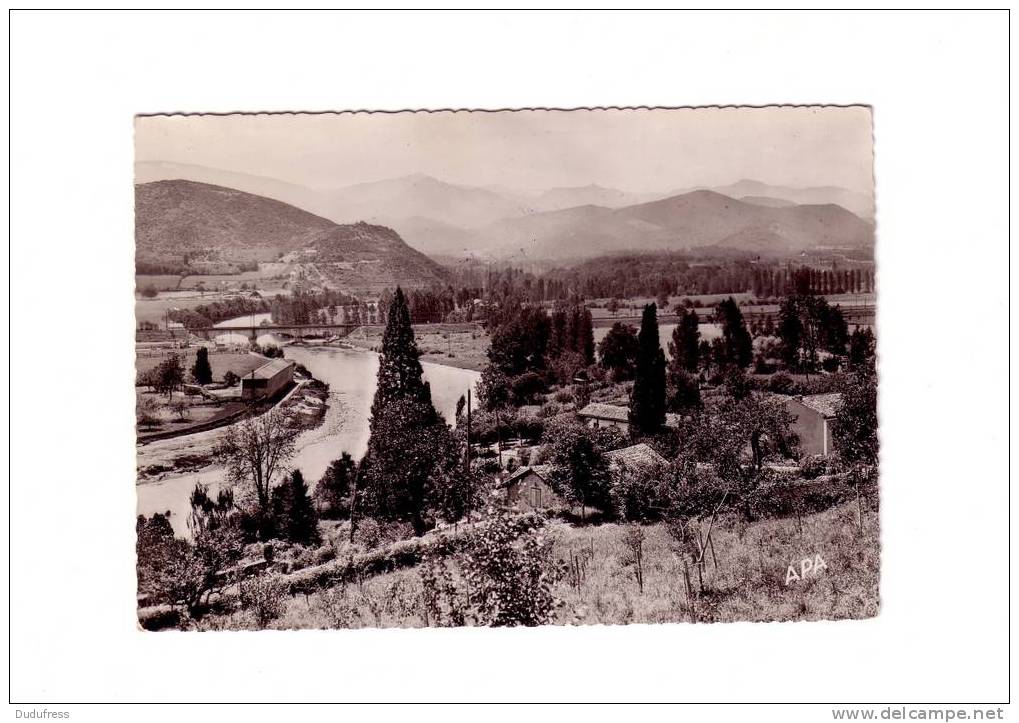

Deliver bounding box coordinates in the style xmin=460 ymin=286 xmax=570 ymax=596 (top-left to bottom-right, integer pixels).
xmin=191 ymin=323 xmax=373 ymax=342
xmin=190 ymin=321 xmax=487 ymax=343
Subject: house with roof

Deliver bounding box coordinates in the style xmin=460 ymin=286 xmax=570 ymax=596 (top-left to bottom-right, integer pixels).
xmin=578 ymin=402 xmax=683 ymax=434
xmin=785 ymin=393 xmax=843 ymax=457
xmin=605 ymin=443 xmax=669 ymax=472
xmin=501 ymin=464 xmax=564 ymax=511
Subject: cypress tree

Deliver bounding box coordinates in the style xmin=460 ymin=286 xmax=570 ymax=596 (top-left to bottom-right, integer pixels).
xmin=358 ymin=287 xmax=450 ymax=535
xmin=191 ymin=346 xmax=213 ymax=385
xmin=370 ymin=287 xmax=433 ymax=416
xmin=628 ymin=303 xmax=667 ymax=437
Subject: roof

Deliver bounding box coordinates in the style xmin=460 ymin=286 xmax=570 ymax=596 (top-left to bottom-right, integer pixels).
xmin=605 ymin=443 xmax=668 ymax=469
xmin=794 ymin=393 xmax=843 ymax=418
xmin=577 ymin=403 xmax=629 ymax=422
xmin=503 ymin=464 xmax=552 ymax=487
xmin=248 ymin=358 xmax=295 ymax=380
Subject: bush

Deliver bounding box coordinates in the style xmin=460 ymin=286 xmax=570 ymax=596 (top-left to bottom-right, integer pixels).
xmin=611 ymin=461 xmax=675 ymax=522
xmin=223 ymin=371 xmax=240 ymax=387
xmin=422 ymin=510 xmax=564 ymax=627
xmin=510 ymin=372 xmax=548 ymax=406
xmin=537 ymin=401 xmax=562 ymax=419
xmin=768 ymin=371 xmax=796 ymax=394
xmin=801 ymin=455 xmax=828 ymax=479
xmin=238 ymin=574 xmax=289 ymax=627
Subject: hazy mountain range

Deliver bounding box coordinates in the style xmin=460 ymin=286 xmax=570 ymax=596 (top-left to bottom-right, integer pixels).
xmin=135 ymin=161 xmax=875 ymax=261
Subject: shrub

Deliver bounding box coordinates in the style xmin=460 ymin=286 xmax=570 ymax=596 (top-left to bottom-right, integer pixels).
xmin=537 ymin=401 xmax=562 ymax=419
xmin=223 ymin=371 xmax=240 ymax=387
xmin=768 ymin=372 xmax=796 ymax=394
xmin=510 ymin=372 xmax=548 ymax=406
xmin=553 ymin=389 xmax=575 ymax=404
xmin=238 ymin=574 xmax=289 ymax=627
xmin=610 ymin=461 xmax=675 ymax=522
xmin=352 ymin=518 xmax=384 ymax=550
xmin=800 ymin=454 xmax=829 ymax=479
xmin=422 ymin=510 xmax=564 ymax=627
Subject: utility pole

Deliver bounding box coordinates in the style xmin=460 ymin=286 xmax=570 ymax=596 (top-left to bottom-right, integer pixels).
xmin=465 ymin=388 xmax=472 ymax=522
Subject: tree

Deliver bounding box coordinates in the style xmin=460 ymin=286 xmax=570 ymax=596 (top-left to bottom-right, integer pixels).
xmin=668 ymin=368 xmax=702 ymax=411
xmin=668 ymin=308 xmax=700 ymax=373
xmin=372 ymin=287 xmax=433 ymax=411
xmin=714 ymin=297 xmax=753 ymax=369
xmin=606 ymin=297 xmax=620 ymax=316
xmin=271 ymin=469 xmax=320 ymax=545
xmin=611 ymin=460 xmax=674 ymax=522
xmin=477 ymin=364 xmax=511 ymax=411
xmin=544 ymin=420 xmax=612 ymax=518
xmin=215 ymin=408 xmax=300 ymax=539
xmin=358 ymin=398 xmax=457 ymax=535
xmin=191 ymin=346 xmax=213 ymax=385
xmin=848 ymin=327 xmax=876 ymax=371
xmin=777 ymin=297 xmax=804 ymax=369
xmin=153 ymin=355 xmax=185 ymax=399
xmin=314 ymin=453 xmax=357 ymax=519
xmin=597 ymin=322 xmax=639 ymax=380
xmin=832 ymin=373 xmax=878 ymax=465
xmin=136 ymin=508 xmax=243 ymax=617
xmin=675 ymin=394 xmax=797 ymax=518
xmin=487 ymin=305 xmax=550 ymax=376
xmin=575 ymin=306 xmax=595 ymax=366
xmin=629 ymin=304 xmax=667 ymax=437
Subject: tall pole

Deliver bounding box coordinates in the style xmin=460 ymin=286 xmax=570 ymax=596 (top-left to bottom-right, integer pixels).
xmin=465 ymin=388 xmax=472 ymax=522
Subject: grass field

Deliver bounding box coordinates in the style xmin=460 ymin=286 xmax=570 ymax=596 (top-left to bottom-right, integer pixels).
xmin=196 ymin=496 xmax=878 ymax=630
xmin=345 ymin=325 xmax=491 ymax=372
xmin=135 ymin=349 xmax=266 ymax=381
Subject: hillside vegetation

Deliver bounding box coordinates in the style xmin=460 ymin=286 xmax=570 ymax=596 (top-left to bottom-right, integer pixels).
xmin=135 ymin=180 xmax=448 ymax=292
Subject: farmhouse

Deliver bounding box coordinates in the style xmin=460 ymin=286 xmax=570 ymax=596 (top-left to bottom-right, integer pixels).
xmin=502 ymin=464 xmax=564 ymax=511
xmin=785 ymin=393 xmax=843 ymax=457
xmin=578 ymin=403 xmax=683 ymax=434
xmin=577 ymin=402 xmax=629 ymax=430
xmin=241 ymin=358 xmax=295 ymax=402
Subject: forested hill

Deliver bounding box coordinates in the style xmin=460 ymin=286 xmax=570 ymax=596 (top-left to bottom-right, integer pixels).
xmin=135 ymin=179 xmax=448 ymax=291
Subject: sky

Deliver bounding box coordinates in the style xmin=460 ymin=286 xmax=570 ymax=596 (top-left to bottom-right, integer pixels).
xmin=135 ymin=106 xmax=874 ymax=196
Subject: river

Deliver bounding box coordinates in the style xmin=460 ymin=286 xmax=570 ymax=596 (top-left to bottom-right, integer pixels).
xmin=136 ymin=345 xmax=480 ymax=535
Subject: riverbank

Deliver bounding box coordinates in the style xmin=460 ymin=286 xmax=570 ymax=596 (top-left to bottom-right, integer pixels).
xmin=136 ymin=344 xmax=479 ymax=536
xmin=136 ymin=371 xmax=329 ymax=484
xmin=341 ymin=323 xmax=489 ymax=372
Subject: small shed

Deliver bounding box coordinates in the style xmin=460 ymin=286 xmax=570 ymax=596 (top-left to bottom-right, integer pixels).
xmin=502 ymin=464 xmax=563 ymax=511
xmin=786 ymin=393 xmax=843 ymax=457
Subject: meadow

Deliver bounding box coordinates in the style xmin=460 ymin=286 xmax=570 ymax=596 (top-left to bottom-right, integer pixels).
xmin=193 ymin=496 xmax=879 ymax=631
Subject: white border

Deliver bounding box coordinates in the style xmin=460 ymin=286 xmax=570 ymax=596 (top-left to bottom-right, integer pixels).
xmin=7 ymin=8 xmax=1011 ymax=711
